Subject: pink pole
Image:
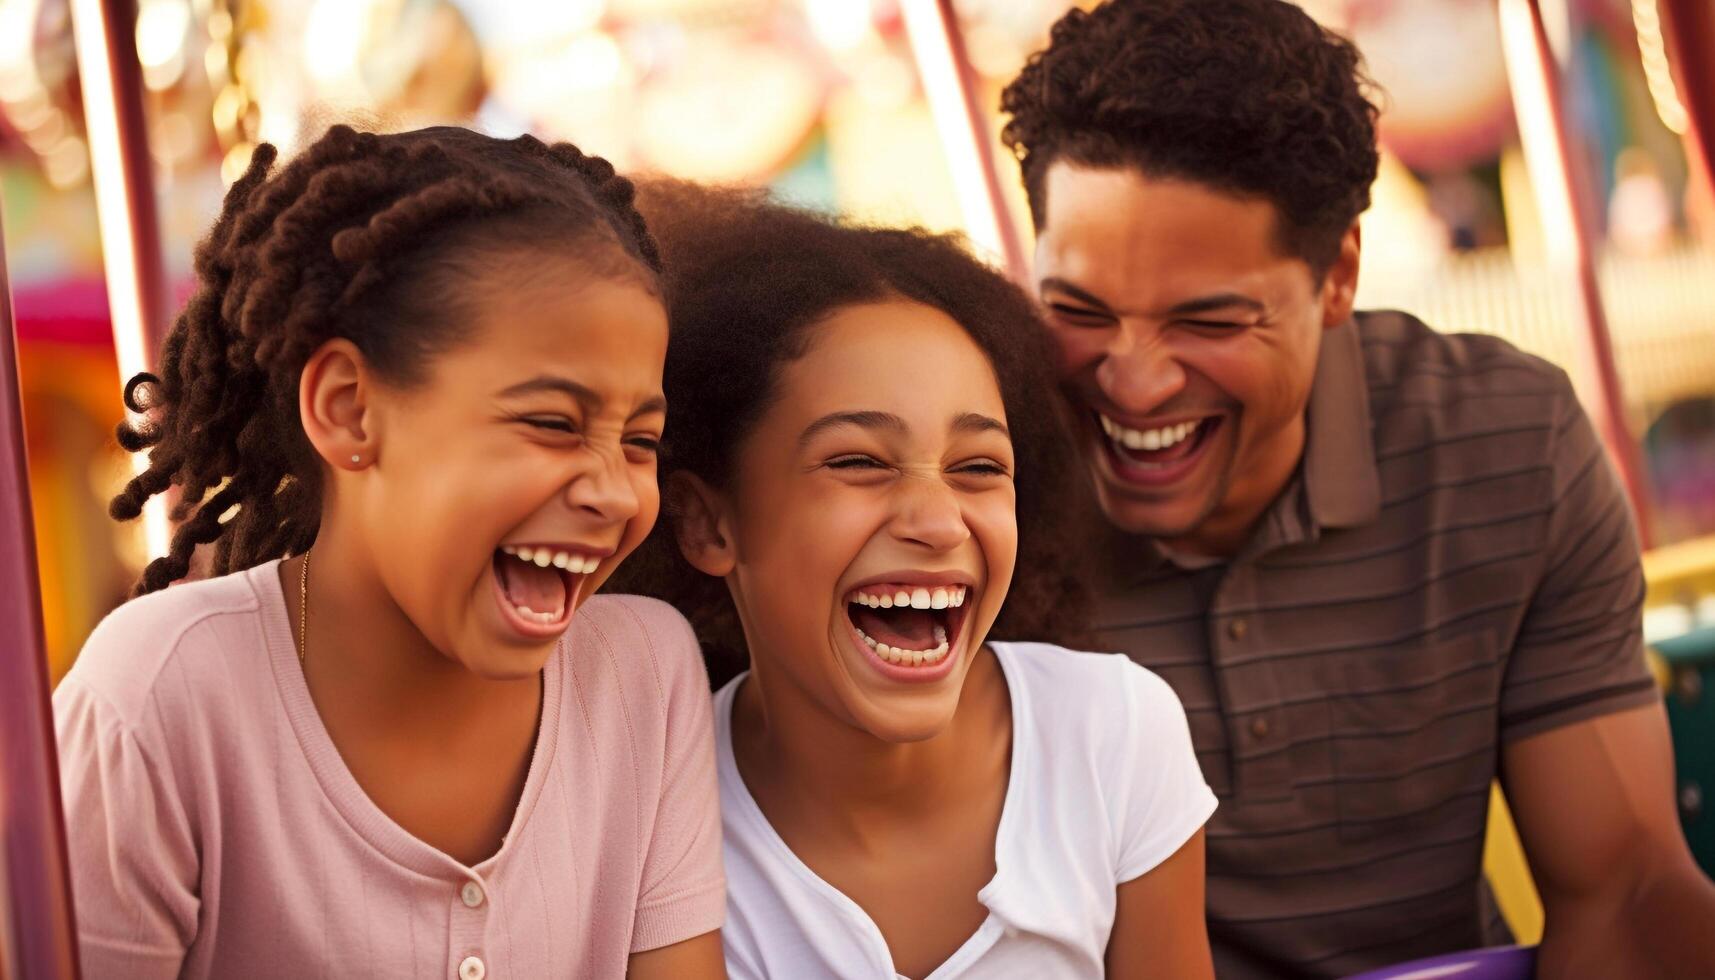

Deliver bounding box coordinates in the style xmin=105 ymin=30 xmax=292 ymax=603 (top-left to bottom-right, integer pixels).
xmin=73 ymin=0 xmax=170 ymax=369
xmin=1659 ymin=0 xmax=1715 ymax=204
xmin=0 ymin=202 xmax=81 ymax=977
xmin=71 ymin=0 xmax=174 ymax=562
xmin=1499 ymin=0 xmax=1654 ymax=546
xmin=900 ymin=0 xmax=1030 ymax=285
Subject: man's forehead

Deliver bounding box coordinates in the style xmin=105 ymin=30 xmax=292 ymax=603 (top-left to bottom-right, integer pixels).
xmin=1033 ymin=164 xmax=1297 ymax=308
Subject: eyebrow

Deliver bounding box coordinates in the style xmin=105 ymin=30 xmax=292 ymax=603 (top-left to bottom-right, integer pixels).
xmin=953 ymin=413 xmax=1009 ymax=438
xmin=797 ymin=410 xmax=1011 ymax=449
xmin=797 ymin=410 xmax=906 ymax=449
xmin=1038 ymin=277 xmax=1113 ymax=312
xmin=1163 ymin=293 xmax=1266 ymax=317
xmin=1040 ymin=277 xmax=1265 ymax=318
xmin=499 ymin=375 xmax=667 ymax=420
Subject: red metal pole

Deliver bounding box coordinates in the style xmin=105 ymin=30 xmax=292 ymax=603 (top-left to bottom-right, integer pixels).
xmin=71 ymin=0 xmax=173 ymax=562
xmin=71 ymin=0 xmax=169 ymax=369
xmin=1658 ymin=0 xmax=1715 ymax=202
xmin=1499 ymin=0 xmax=1654 ymax=547
xmin=0 ymin=202 xmax=82 ymax=979
xmin=900 ymin=0 xmax=1030 ymax=285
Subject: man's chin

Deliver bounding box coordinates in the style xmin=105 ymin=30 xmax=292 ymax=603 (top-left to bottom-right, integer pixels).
xmin=1092 ymin=480 xmax=1215 ymax=540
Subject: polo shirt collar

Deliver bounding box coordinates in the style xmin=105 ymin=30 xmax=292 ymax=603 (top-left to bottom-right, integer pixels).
xmin=1302 ymin=317 xmax=1381 ymax=532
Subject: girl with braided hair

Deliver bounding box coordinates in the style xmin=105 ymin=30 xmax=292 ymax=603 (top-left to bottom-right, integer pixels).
xmin=52 ymin=125 xmax=726 ymax=979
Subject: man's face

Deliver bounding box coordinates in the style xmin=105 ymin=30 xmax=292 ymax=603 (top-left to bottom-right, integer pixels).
xmin=1032 ymin=162 xmax=1357 ymax=556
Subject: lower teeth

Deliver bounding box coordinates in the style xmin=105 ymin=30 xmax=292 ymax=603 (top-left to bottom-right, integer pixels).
xmin=856 ymin=624 xmax=950 ymax=666
xmin=507 ymin=598 xmax=564 ymax=624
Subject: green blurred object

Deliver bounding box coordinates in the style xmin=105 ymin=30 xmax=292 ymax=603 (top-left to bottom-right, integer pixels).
xmin=1657 ymin=624 xmax=1715 ymax=875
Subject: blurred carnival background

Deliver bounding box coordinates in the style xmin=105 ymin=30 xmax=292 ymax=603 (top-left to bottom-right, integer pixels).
xmin=4 ymin=0 xmax=1715 ymax=849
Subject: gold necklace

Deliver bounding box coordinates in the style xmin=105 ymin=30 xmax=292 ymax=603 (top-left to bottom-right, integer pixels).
xmin=298 ymin=549 xmax=310 ymax=666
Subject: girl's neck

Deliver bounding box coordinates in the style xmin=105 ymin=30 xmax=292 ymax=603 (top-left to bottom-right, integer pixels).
xmin=277 ymin=525 xmax=542 ymax=866
xmin=731 ymin=644 xmax=1012 ymax=842
xmin=284 ymin=519 xmax=539 ymax=737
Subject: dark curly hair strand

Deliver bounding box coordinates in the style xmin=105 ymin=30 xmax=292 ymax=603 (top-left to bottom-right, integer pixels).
xmin=1000 ymin=0 xmax=1381 ymax=276
xmin=112 ymin=124 xmax=660 ymax=596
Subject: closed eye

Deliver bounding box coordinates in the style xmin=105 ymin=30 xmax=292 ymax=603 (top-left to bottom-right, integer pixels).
xmin=521 ymin=415 xmax=578 ymax=434
xmin=625 ymin=435 xmax=661 ymax=453
xmin=1049 ymin=303 xmax=1113 ymax=325
xmin=826 ymin=454 xmax=889 ymax=471
xmin=953 ymin=459 xmax=1010 ymax=477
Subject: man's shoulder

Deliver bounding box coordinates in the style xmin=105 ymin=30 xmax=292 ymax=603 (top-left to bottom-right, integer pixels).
xmin=1354 ymin=309 xmax=1573 ymax=407
xmin=1353 ymin=309 xmax=1577 ymax=451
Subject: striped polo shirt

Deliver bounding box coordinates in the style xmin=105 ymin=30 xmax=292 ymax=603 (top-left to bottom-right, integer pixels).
xmin=1092 ymin=309 xmax=1659 ymax=978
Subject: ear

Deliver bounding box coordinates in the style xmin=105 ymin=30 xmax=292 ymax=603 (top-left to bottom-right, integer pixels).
xmin=1319 ymin=221 xmax=1362 ymax=329
xmin=666 ymin=471 xmax=737 ymax=577
xmin=299 ymin=339 xmax=378 ymax=471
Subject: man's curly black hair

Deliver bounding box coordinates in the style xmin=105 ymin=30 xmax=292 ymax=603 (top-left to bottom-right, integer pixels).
xmin=1000 ymin=0 xmax=1381 ymax=276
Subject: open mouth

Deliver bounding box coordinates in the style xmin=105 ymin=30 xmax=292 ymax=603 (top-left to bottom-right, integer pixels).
xmin=1097 ymin=412 xmax=1221 ymax=481
xmin=490 ymin=544 xmax=601 ymax=638
xmin=842 ymin=583 xmax=971 ymax=676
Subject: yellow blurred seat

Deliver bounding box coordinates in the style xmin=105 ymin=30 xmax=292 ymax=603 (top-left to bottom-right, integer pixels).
xmin=1483 ymin=782 xmax=1543 ymax=944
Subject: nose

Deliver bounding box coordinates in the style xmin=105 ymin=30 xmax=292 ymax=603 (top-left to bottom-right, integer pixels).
xmin=564 ymin=451 xmax=641 ymax=525
xmin=889 ymin=474 xmax=971 ymax=553
xmin=1097 ymin=322 xmax=1187 ymax=415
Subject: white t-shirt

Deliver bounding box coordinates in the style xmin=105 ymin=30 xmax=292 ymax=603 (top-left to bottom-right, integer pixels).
xmin=715 ymin=641 xmax=1217 ymax=979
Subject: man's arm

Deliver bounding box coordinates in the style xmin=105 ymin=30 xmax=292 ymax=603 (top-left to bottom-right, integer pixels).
xmin=1503 ymin=701 xmax=1715 ymax=979
xmin=1491 ymin=375 xmax=1713 ymax=976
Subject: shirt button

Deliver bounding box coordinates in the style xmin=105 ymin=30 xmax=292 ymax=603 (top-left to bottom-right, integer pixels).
xmin=460 ymin=882 xmax=484 ymax=908
xmin=1228 ymin=618 xmax=1249 ymax=640
xmin=458 ymin=956 xmax=485 ymax=980
xmin=1250 ymin=717 xmax=1271 ymax=739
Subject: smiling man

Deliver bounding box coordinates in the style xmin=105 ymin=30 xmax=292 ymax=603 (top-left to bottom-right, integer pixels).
xmin=1001 ymin=1 xmax=1715 ymax=977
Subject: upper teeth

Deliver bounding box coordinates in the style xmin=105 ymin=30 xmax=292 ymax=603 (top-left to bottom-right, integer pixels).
xmin=1099 ymin=415 xmax=1198 ymax=451
xmin=848 ymin=586 xmax=967 ymax=609
xmin=501 ymin=546 xmax=599 ymax=574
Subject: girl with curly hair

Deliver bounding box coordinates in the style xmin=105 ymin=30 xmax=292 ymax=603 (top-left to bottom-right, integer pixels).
xmin=610 ymin=183 xmax=1216 ymax=979
xmin=53 ymin=126 xmax=725 ymax=978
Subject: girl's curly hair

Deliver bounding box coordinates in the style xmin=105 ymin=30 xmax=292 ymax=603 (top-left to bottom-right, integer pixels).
xmin=112 ymin=124 xmax=660 ymax=596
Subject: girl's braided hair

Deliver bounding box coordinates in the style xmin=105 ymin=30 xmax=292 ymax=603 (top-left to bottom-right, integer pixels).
xmin=111 ymin=124 xmax=660 ymax=596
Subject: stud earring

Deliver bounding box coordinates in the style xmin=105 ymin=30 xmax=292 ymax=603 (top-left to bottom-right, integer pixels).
xmin=351 ymin=455 xmax=360 ymax=464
